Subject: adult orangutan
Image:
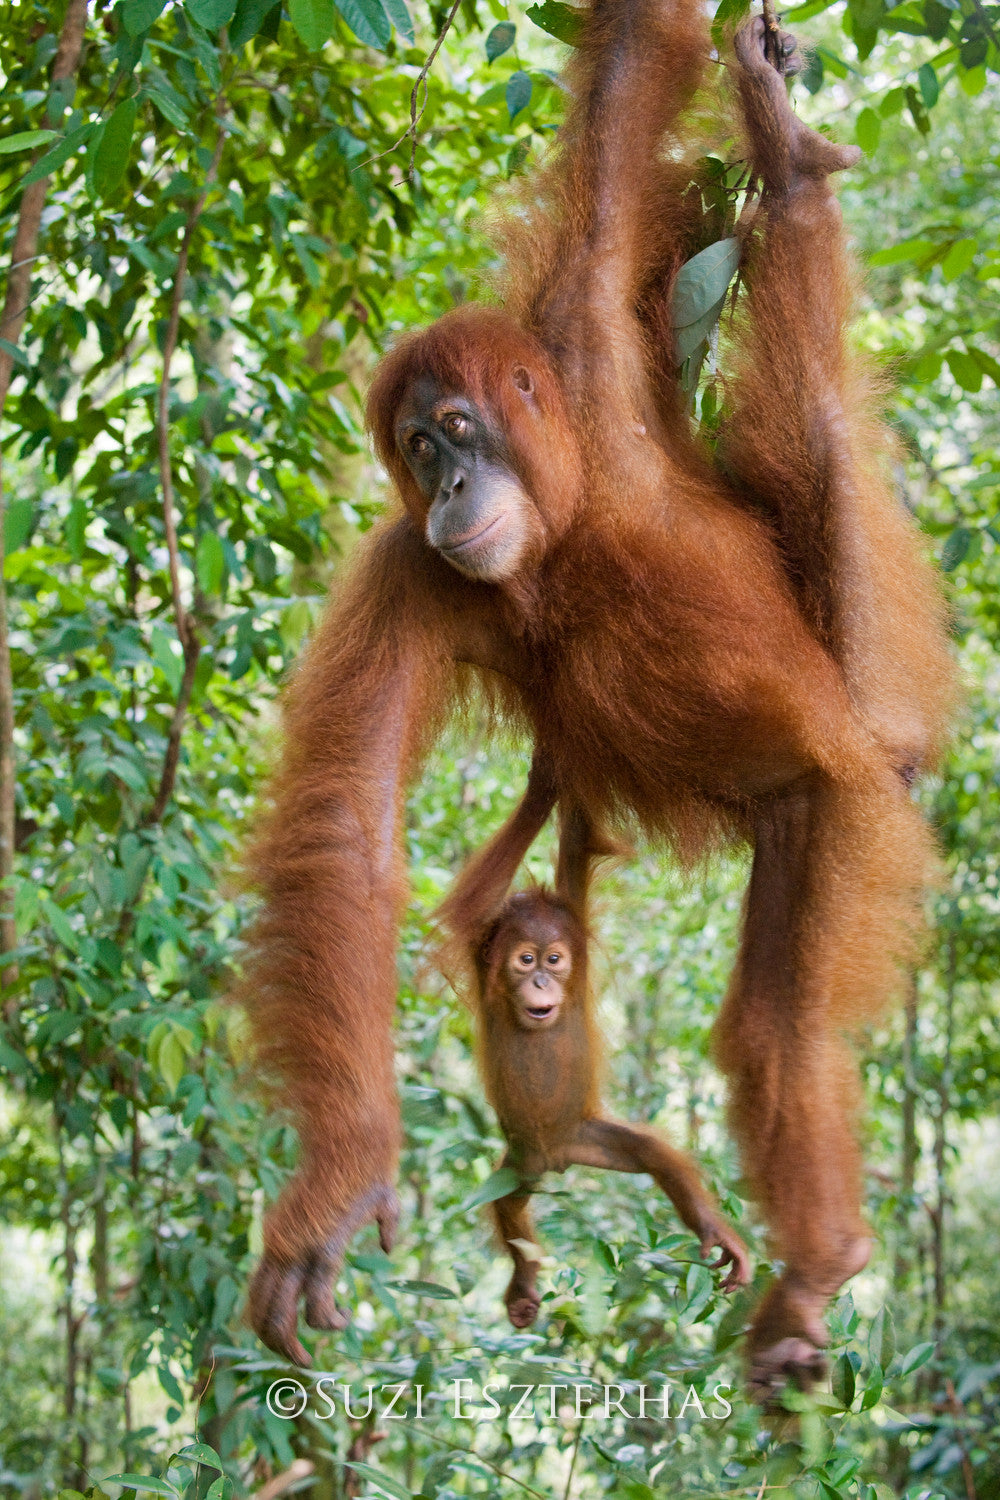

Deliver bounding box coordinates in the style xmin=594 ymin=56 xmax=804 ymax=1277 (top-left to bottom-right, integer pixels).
xmin=241 ymin=0 xmax=953 ymax=1394
xmin=438 ymin=764 xmax=750 ymax=1329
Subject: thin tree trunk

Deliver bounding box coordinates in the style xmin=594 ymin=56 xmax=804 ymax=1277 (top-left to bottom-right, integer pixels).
xmin=0 ymin=0 xmax=89 ymax=991
xmin=932 ymin=932 xmax=957 ymax=1335
xmin=894 ymin=976 xmax=919 ymax=1290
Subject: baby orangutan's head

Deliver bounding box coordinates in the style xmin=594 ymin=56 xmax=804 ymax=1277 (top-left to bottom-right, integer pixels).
xmin=482 ymin=891 xmax=582 ymax=1031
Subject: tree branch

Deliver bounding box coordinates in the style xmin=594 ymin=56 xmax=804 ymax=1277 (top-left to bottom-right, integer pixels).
xmin=147 ymin=114 xmax=227 ymax=826
xmin=0 ymin=0 xmax=89 ymax=990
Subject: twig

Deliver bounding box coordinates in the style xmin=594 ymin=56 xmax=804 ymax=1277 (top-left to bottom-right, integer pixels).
xmin=408 ymin=0 xmax=463 ymax=179
xmin=359 ymin=0 xmax=464 ymax=175
xmin=0 ymin=0 xmax=89 ymax=993
xmin=406 ymin=1421 xmax=548 ymax=1499
xmin=761 ymin=0 xmax=784 ymax=74
xmin=147 ymin=112 xmax=227 ymax=826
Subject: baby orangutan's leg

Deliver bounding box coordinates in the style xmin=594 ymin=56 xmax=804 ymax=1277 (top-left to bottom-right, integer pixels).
xmin=566 ymin=1118 xmax=751 ymax=1291
xmin=491 ymin=1154 xmax=544 ymax=1328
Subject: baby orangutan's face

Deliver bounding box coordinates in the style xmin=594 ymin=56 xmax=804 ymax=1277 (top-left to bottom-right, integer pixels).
xmin=504 ymin=926 xmax=573 ymax=1030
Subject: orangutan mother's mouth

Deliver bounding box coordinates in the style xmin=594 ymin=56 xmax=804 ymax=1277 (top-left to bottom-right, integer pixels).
xmin=443 ymin=514 xmax=504 ymax=554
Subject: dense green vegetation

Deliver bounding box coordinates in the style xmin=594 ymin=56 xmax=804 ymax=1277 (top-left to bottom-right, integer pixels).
xmin=0 ymin=0 xmax=998 ymax=1493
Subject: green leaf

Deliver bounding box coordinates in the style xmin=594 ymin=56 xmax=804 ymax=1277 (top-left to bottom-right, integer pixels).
xmin=959 ymin=62 xmax=987 ymax=96
xmin=103 ymin=1479 xmax=179 ymax=1498
xmin=672 ymin=237 xmax=740 ymax=327
xmin=917 ymin=60 xmax=939 ymax=105
xmin=868 ymin=1304 xmax=896 ymax=1369
xmin=380 ymin=0 xmax=413 ymax=42
xmin=946 ymin=349 xmax=982 ymax=392
xmin=4 ymin=498 xmax=35 ymax=551
xmin=174 ymin=1445 xmax=222 ymax=1470
xmin=279 ymin=598 xmax=314 ymax=649
xmin=506 ymin=70 xmax=533 ymax=120
xmin=342 ymin=1463 xmax=411 ymax=1500
xmin=122 ymin=0 xmax=169 ymax=33
xmin=869 ymin=236 xmax=935 ymax=266
xmin=860 ymin=1361 xmax=884 ymax=1409
xmin=290 ymin=0 xmax=336 ymax=47
xmin=525 ymin=0 xmax=582 ymax=44
xmin=229 ymin=0 xmax=279 ymax=42
xmin=799 ymin=46 xmax=824 ymax=92
xmin=486 ymin=21 xmax=516 ymax=60
xmin=941 ymin=526 xmax=972 ymax=570
xmin=20 ymin=123 xmax=95 ymax=189
xmin=784 ymin=0 xmax=837 ymax=17
xmin=712 ymin=0 xmax=751 ymax=43
xmin=186 ymin=0 xmax=238 ymax=26
xmin=0 ymin=129 xmax=59 ymax=155
xmin=855 ymin=106 xmax=880 ymax=153
xmin=968 ymin=346 xmax=1000 ymax=385
xmin=205 ymin=1480 xmax=233 ymax=1500
xmin=940 ymin=236 xmax=976 ymax=282
xmin=389 ymin=1278 xmax=456 ymax=1299
xmin=196 ymin=531 xmax=225 ymax=594
xmin=463 ymin=1166 xmax=522 ymax=1208
xmin=92 ymin=98 xmax=137 ymax=200
xmin=0 ymin=337 xmax=27 ymax=367
xmin=899 ymin=1340 xmax=937 ymax=1375
xmin=157 ymin=1031 xmax=186 ymax=1094
xmin=831 ymin=1350 xmax=858 ymax=1409
xmin=150 ymin=625 xmax=184 ymax=694
xmin=675 ymin=292 xmax=727 ymax=362
xmin=333 ymin=0 xmax=391 ymax=47
xmin=904 ymin=84 xmax=929 ymax=134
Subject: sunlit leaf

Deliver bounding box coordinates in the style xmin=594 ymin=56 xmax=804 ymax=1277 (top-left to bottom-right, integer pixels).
xmin=185 ymin=0 xmax=238 ymax=26
xmin=342 ymin=1462 xmax=410 ymax=1500
xmin=463 ymin=1166 xmax=522 ymax=1208
xmin=869 ymin=235 xmax=936 ymax=266
xmin=92 ymin=98 xmax=137 ymax=199
xmin=855 ymin=105 xmax=880 ymax=153
xmin=917 ymin=60 xmax=939 ymax=105
xmin=868 ymin=1304 xmax=895 ymax=1369
xmin=0 ymin=129 xmax=58 ymax=154
xmin=290 ymin=0 xmax=336 ymax=48
xmin=122 ymin=0 xmax=168 ymax=33
xmin=380 ymin=0 xmax=413 ymax=42
xmin=525 ymin=0 xmax=582 ymax=43
xmin=333 ymin=0 xmax=391 ymax=47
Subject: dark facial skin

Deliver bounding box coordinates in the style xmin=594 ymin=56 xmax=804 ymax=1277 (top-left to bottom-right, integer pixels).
xmin=502 ymin=923 xmax=573 ymax=1030
xmin=394 ymin=375 xmax=542 ymax=581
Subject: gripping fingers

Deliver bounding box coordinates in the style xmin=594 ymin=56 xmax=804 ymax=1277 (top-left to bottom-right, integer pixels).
xmin=302 ymin=1187 xmax=398 ymax=1330
xmin=248 ymin=1258 xmax=311 ymax=1366
xmin=304 ymin=1250 xmax=350 ymax=1332
xmin=700 ymin=1226 xmax=751 ymax=1293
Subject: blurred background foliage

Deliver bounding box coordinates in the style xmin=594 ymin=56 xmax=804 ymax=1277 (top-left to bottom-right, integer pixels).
xmin=0 ymin=0 xmax=999 ymax=1493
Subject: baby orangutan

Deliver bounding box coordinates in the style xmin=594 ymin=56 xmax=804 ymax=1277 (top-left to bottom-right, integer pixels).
xmin=440 ymin=760 xmax=750 ymax=1328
